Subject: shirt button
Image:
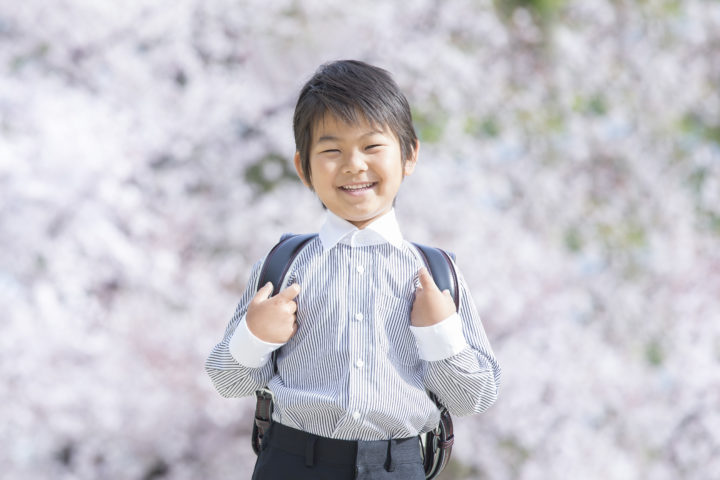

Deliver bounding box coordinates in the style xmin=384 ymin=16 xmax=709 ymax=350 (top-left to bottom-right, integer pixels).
xmin=355 ymin=359 xmax=364 ymax=368
xmin=352 ymin=411 xmax=361 ymax=420
xmin=355 ymin=312 xmax=364 ymax=321
xmin=356 ymin=265 xmax=364 ymax=274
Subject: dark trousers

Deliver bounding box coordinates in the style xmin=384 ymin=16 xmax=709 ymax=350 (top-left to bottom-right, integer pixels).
xmin=251 ymin=422 xmax=425 ymax=480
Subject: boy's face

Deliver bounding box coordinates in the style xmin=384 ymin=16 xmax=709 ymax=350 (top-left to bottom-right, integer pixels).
xmin=294 ymin=114 xmax=418 ymax=229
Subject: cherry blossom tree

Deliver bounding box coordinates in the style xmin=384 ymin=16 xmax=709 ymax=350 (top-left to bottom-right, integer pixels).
xmin=2 ymin=0 xmax=718 ymax=478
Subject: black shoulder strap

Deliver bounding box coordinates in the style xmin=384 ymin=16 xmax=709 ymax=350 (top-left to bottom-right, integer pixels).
xmin=252 ymin=233 xmax=317 ymax=455
xmin=411 ymin=243 xmax=459 ymax=310
xmin=257 ymin=233 xmax=318 ymax=296
xmin=410 ymin=243 xmax=459 ymax=479
xmin=256 ymin=233 xmax=317 ymax=375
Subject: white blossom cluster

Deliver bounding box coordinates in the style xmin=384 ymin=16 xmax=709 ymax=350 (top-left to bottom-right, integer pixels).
xmin=2 ymin=0 xmax=719 ymax=479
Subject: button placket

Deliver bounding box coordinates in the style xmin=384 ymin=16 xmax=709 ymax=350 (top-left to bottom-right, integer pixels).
xmin=347 ymin=245 xmax=365 ymax=424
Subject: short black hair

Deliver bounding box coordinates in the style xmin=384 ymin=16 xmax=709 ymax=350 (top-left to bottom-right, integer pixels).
xmin=293 ymin=60 xmax=417 ymax=185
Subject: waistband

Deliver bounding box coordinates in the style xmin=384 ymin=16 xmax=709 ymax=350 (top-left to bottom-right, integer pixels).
xmin=265 ymin=422 xmax=421 ymax=468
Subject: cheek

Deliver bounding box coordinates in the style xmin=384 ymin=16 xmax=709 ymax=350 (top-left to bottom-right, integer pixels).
xmin=309 ymin=164 xmax=336 ymax=190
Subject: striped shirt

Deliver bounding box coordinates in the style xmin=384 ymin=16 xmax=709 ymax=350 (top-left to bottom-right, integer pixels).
xmin=206 ymin=209 xmax=501 ymax=441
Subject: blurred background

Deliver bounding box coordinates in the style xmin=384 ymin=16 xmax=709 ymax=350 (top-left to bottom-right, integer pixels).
xmin=2 ymin=0 xmax=719 ymax=479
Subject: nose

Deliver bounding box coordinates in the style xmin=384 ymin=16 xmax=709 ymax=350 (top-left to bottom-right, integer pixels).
xmin=342 ymin=149 xmax=368 ymax=174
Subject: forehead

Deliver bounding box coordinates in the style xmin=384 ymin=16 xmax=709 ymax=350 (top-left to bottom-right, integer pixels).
xmin=311 ymin=113 xmax=392 ymax=143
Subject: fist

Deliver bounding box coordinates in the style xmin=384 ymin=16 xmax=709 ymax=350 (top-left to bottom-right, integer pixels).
xmin=246 ymin=282 xmax=301 ymax=343
xmin=410 ymin=267 xmax=457 ymax=327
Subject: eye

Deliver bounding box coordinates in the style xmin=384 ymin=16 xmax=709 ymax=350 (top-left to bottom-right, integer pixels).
xmin=365 ymin=144 xmax=384 ymax=151
xmin=320 ymin=149 xmax=340 ymax=154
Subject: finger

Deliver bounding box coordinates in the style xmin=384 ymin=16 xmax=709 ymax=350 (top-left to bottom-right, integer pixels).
xmin=277 ymin=283 xmax=301 ymax=300
xmin=288 ymin=299 xmax=298 ymax=314
xmin=417 ymin=267 xmax=438 ymax=291
xmin=280 ymin=298 xmax=298 ymax=315
xmin=253 ymin=282 xmax=274 ymax=302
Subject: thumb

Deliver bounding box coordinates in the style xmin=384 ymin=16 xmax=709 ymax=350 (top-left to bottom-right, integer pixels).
xmin=277 ymin=283 xmax=301 ymax=300
xmin=417 ymin=267 xmax=438 ymax=291
xmin=253 ymin=282 xmax=274 ymax=302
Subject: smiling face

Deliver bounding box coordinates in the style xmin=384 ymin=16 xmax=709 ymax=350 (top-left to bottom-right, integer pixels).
xmin=294 ymin=114 xmax=418 ymax=229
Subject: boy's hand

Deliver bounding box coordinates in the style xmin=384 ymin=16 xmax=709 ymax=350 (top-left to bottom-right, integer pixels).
xmin=246 ymin=282 xmax=301 ymax=343
xmin=411 ymin=267 xmax=457 ymax=327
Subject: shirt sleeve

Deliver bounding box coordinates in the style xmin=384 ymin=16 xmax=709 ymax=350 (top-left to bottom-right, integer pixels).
xmin=409 ymin=313 xmax=468 ymax=361
xmin=229 ymin=315 xmax=285 ymax=368
xmin=205 ymin=258 xmax=278 ymax=398
xmin=420 ymin=262 xmax=502 ymax=417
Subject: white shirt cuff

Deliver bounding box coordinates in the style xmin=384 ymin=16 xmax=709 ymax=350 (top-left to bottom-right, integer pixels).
xmin=229 ymin=315 xmax=285 ymax=368
xmin=409 ymin=313 xmax=468 ymax=362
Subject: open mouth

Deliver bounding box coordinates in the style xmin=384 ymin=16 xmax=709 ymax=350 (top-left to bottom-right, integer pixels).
xmin=339 ymin=182 xmax=377 ymax=192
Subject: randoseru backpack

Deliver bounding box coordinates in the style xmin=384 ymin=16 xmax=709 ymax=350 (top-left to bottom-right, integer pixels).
xmin=250 ymin=233 xmax=456 ymax=479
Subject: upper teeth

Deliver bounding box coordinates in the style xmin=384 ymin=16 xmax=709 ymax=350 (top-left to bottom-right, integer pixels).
xmin=343 ymin=183 xmax=373 ymax=190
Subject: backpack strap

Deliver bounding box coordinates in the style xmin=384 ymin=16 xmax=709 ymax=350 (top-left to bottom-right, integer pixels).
xmin=411 ymin=243 xmax=459 ymax=310
xmin=258 ymin=233 xmax=318 ymax=297
xmin=422 ymin=407 xmax=454 ymax=479
xmin=259 ymin=233 xmax=317 ymax=374
xmin=410 ymin=243 xmax=458 ymax=479
xmin=252 ymin=233 xmax=317 ymax=455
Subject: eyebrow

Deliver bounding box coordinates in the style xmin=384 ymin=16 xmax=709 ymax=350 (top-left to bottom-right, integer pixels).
xmin=316 ymin=130 xmax=386 ymax=143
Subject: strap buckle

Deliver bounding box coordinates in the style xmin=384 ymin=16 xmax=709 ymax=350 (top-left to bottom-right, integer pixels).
xmin=252 ymin=388 xmax=275 ymax=455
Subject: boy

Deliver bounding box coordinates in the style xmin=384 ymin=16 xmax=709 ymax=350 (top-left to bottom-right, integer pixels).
xmin=206 ymin=60 xmax=501 ymax=479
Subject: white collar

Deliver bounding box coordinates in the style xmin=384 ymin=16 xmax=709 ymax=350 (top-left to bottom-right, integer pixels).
xmin=319 ymin=209 xmax=405 ymax=251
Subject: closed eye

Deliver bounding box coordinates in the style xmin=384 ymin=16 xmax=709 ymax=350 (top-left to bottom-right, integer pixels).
xmin=365 ymin=144 xmax=384 ymax=151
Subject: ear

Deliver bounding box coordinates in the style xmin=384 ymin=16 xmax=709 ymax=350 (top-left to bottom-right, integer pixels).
xmin=403 ymin=140 xmax=419 ymax=177
xmin=293 ymin=151 xmax=312 ymax=188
